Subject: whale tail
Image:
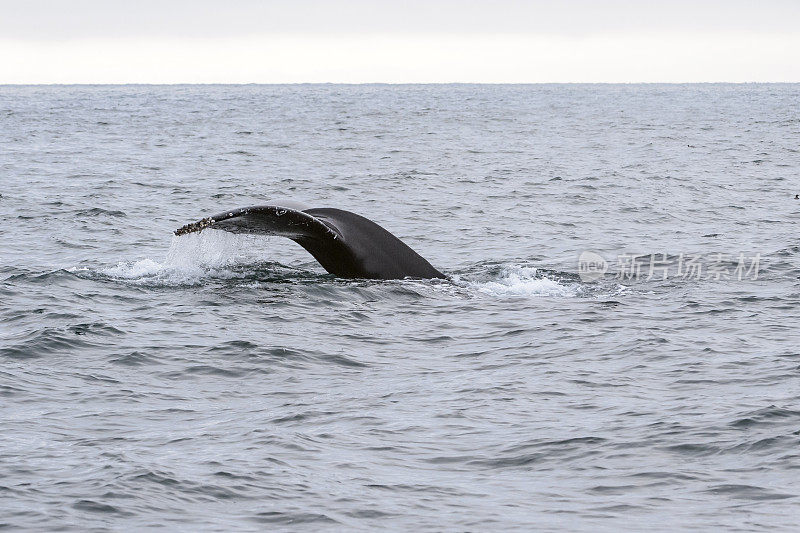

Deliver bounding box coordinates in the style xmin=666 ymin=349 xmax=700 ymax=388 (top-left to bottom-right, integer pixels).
xmin=175 ymin=205 xmax=445 ymax=280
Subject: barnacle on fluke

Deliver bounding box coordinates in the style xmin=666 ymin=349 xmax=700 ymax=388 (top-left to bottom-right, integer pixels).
xmin=175 ymin=217 xmax=216 ymax=236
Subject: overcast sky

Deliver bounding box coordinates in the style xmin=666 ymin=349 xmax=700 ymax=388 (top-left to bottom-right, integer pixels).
xmin=1 ymin=0 xmax=799 ymax=83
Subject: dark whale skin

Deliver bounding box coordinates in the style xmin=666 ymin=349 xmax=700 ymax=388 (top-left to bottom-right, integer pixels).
xmin=175 ymin=205 xmax=445 ymax=280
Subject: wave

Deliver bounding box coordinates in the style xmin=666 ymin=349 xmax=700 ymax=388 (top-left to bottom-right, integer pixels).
xmin=0 ymin=322 xmax=123 ymax=359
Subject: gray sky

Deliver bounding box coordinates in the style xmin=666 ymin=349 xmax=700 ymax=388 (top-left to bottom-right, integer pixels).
xmin=2 ymin=0 xmax=799 ymax=82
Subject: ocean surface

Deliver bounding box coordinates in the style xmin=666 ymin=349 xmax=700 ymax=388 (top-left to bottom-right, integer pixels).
xmin=1 ymin=84 xmax=799 ymax=531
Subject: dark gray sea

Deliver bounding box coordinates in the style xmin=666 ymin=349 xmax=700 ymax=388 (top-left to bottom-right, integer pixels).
xmin=1 ymin=84 xmax=799 ymax=531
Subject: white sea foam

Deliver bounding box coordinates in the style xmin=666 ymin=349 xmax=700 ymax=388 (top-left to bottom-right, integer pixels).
xmin=99 ymin=230 xmax=264 ymax=285
xmin=455 ymin=265 xmax=581 ymax=298
xmin=101 ymin=258 xmax=164 ymax=279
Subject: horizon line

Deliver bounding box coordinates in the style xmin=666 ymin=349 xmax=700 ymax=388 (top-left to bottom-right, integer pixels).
xmin=3 ymin=81 xmax=800 ymax=86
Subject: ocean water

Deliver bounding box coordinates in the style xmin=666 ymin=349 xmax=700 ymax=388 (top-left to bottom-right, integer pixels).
xmin=1 ymin=84 xmax=799 ymax=531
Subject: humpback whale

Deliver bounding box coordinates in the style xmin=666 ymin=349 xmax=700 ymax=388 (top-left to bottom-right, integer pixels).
xmin=175 ymin=205 xmax=445 ymax=280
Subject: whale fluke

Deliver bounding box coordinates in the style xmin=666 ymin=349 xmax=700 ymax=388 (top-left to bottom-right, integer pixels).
xmin=175 ymin=205 xmax=446 ymax=280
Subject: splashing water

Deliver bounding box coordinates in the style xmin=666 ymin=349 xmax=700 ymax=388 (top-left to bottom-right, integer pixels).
xmin=99 ymin=230 xmax=269 ymax=284
xmin=474 ymin=266 xmax=578 ymax=297
xmin=94 ymin=232 xmax=586 ymax=299
xmin=450 ymin=265 xmax=585 ymax=298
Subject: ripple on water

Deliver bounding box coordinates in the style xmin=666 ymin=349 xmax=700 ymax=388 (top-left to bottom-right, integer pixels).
xmin=0 ymin=322 xmax=124 ymax=359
